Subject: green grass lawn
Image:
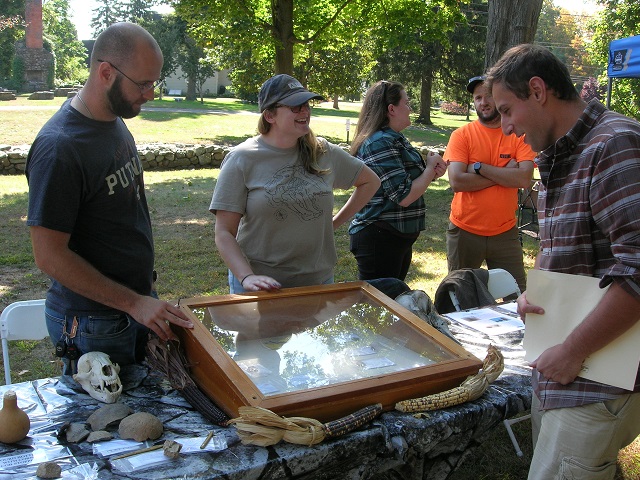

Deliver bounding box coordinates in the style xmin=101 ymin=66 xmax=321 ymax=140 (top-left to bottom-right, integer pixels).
xmin=1 ymin=94 xmax=467 ymax=147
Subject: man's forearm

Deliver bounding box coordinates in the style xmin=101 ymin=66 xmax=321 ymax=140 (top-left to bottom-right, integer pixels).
xmin=475 ymin=161 xmax=534 ymax=189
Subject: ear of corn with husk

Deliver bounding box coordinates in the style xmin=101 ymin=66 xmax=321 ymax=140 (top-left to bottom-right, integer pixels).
xmin=395 ymin=344 xmax=503 ymax=413
xmin=229 ymin=403 xmax=383 ymax=447
xmin=229 ymin=406 xmax=325 ymax=446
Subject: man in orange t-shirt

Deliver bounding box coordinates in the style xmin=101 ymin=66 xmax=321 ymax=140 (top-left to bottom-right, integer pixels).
xmin=443 ymin=75 xmax=535 ymax=291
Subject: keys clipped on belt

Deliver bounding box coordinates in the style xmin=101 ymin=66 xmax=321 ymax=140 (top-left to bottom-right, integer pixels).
xmin=55 ymin=317 xmax=81 ymax=360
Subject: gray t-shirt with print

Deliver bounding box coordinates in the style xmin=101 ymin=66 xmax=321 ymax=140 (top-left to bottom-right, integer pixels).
xmin=210 ymin=136 xmax=363 ymax=287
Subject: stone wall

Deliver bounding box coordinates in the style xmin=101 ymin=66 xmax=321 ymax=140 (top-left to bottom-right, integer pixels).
xmin=1 ymin=143 xmax=440 ymax=176
xmin=0 ymin=143 xmax=231 ymax=175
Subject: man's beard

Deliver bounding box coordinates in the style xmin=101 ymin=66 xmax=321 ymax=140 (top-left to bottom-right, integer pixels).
xmin=477 ymin=106 xmax=500 ymax=124
xmin=107 ymin=76 xmax=140 ymax=119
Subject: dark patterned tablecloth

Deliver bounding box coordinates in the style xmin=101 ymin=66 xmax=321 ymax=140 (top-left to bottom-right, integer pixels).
xmin=0 ymin=306 xmax=531 ymax=480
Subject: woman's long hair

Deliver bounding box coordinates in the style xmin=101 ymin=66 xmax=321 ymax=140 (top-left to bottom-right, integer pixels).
xmin=350 ymin=80 xmax=405 ymax=155
xmin=258 ymin=109 xmax=328 ymax=175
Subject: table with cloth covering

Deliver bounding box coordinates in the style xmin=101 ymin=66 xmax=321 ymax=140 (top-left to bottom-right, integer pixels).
xmin=0 ymin=303 xmax=531 ymax=480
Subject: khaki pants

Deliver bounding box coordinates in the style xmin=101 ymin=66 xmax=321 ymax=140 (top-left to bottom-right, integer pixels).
xmin=446 ymin=223 xmax=527 ymax=292
xmin=529 ymin=392 xmax=640 ymax=479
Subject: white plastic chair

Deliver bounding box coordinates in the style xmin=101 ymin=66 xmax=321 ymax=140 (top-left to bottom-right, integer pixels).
xmin=486 ymin=270 xmax=530 ymax=456
xmin=487 ymin=268 xmax=521 ymax=300
xmin=1 ymin=299 xmax=48 ymax=385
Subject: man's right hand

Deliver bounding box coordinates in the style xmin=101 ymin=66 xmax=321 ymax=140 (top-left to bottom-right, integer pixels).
xmin=129 ymin=296 xmax=194 ymax=341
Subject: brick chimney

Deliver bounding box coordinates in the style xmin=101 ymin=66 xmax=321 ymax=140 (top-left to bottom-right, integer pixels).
xmin=15 ymin=0 xmax=54 ymax=92
xmin=25 ymin=0 xmax=43 ymax=49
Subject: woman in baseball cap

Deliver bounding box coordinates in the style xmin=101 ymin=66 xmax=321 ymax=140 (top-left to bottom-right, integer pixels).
xmin=210 ymin=74 xmax=380 ymax=293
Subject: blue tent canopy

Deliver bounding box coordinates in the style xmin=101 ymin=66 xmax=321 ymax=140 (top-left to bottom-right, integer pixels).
xmin=606 ymin=35 xmax=640 ymax=107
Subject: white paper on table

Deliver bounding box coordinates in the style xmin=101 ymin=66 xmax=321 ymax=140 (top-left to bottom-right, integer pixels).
xmin=446 ymin=307 xmax=524 ymax=336
xmin=524 ymin=269 xmax=640 ymax=390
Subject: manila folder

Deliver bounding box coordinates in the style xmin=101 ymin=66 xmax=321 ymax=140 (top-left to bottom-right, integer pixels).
xmin=524 ymin=269 xmax=640 ymax=390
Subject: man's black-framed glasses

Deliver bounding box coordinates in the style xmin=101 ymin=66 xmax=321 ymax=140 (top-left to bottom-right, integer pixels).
xmin=275 ymin=101 xmax=311 ymax=113
xmin=96 ymin=59 xmax=161 ymax=93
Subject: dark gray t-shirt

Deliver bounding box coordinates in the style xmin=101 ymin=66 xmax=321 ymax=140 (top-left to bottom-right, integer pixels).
xmin=26 ymin=100 xmax=154 ymax=315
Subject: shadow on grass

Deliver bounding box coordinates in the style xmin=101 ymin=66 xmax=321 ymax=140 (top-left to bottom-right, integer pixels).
xmin=139 ymin=110 xmax=247 ymax=123
xmin=192 ymin=134 xmax=252 ymax=145
xmin=149 ymin=98 xmax=258 ymax=113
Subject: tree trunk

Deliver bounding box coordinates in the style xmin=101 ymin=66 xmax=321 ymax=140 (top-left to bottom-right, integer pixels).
xmin=272 ymin=0 xmax=294 ymax=74
xmin=333 ymin=95 xmax=339 ymax=109
xmin=485 ymin=0 xmax=543 ymax=70
xmin=416 ymin=71 xmax=433 ymax=125
xmin=185 ymin=76 xmax=197 ymax=101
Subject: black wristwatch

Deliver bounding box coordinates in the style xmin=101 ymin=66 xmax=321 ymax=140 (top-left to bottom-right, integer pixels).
xmin=473 ymin=162 xmax=482 ymax=175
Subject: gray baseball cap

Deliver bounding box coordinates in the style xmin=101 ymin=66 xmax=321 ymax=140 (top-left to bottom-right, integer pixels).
xmin=258 ymin=74 xmax=323 ymax=112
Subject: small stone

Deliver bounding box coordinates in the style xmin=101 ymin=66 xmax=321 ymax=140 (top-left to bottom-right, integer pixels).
xmin=163 ymin=439 xmax=182 ymax=459
xmin=87 ymin=430 xmax=113 ymax=443
xmin=36 ymin=461 xmax=61 ymax=478
xmin=64 ymin=422 xmax=90 ymax=443
xmin=118 ymin=412 xmax=163 ymax=442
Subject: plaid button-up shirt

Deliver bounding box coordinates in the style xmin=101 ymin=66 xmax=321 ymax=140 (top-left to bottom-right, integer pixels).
xmin=349 ymin=127 xmax=427 ymax=235
xmin=534 ymin=99 xmax=640 ymax=410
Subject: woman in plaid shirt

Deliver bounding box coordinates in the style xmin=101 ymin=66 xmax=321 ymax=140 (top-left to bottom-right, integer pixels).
xmin=348 ymin=81 xmax=447 ymax=281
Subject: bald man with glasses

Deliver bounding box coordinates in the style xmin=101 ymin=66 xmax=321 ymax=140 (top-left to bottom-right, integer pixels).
xmin=25 ymin=22 xmax=193 ymax=376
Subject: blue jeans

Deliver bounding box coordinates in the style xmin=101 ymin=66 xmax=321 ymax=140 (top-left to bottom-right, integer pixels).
xmin=45 ymin=306 xmax=150 ymax=375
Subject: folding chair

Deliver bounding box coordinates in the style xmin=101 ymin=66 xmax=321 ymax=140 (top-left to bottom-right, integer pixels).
xmin=1 ymin=299 xmax=48 ymax=385
xmin=447 ymin=268 xmax=521 ymax=311
xmin=517 ymin=180 xmax=539 ymax=243
xmin=503 ymin=413 xmax=531 ymax=457
xmin=486 ymin=268 xmax=521 ymax=300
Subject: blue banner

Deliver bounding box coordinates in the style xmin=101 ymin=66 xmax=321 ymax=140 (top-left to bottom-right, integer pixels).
xmin=608 ymin=35 xmax=640 ymax=78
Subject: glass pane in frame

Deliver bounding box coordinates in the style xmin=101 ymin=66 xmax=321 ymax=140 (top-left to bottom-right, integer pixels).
xmin=175 ymin=282 xmax=482 ymax=421
xmin=191 ymin=289 xmax=456 ymax=397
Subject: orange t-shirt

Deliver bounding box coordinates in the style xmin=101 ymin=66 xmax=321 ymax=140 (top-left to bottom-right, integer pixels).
xmin=443 ymin=120 xmax=536 ymax=236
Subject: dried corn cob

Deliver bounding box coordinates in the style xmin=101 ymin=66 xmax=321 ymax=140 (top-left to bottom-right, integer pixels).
xmin=395 ymin=345 xmax=502 ymax=413
xmin=229 ymin=406 xmax=325 ymax=446
xmin=483 ymin=344 xmax=504 ymax=383
xmin=229 ymin=403 xmax=384 ymax=447
xmin=396 ymin=383 xmax=472 ymax=412
xmin=322 ymin=403 xmax=383 ymax=438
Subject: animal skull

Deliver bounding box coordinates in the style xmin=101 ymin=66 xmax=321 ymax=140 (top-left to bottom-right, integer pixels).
xmin=73 ymin=352 xmax=123 ymax=403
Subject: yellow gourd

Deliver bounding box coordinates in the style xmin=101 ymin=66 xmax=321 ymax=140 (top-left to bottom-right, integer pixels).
xmin=0 ymin=390 xmax=30 ymax=444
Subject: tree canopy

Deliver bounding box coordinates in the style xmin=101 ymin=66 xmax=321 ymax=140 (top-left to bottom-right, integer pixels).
xmin=43 ymin=0 xmax=87 ymax=84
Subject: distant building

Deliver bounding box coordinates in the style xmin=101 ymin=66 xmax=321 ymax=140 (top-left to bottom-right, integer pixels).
xmin=163 ymin=66 xmax=232 ymax=97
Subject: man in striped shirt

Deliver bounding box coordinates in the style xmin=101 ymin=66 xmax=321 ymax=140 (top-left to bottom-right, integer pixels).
xmin=487 ymin=44 xmax=640 ymax=479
